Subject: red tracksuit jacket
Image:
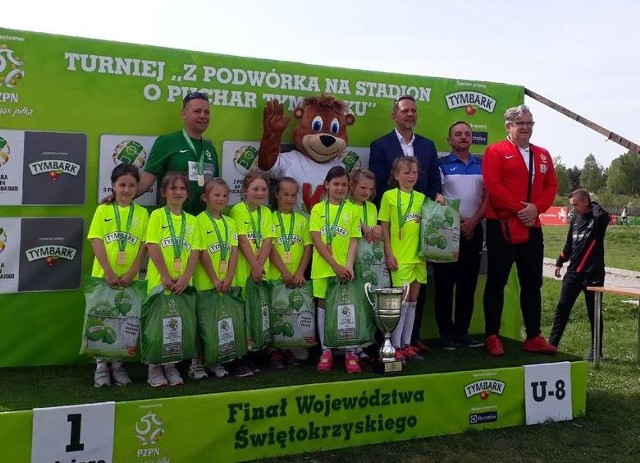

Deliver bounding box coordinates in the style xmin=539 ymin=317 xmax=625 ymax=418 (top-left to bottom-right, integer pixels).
xmin=483 ymin=138 xmax=557 ymax=226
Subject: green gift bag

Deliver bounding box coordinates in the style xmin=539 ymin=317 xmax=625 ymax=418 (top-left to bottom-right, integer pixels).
xmin=419 ymin=197 xmax=461 ymax=262
xmin=355 ymin=240 xmax=391 ymax=288
xmin=196 ymin=287 xmax=247 ymax=365
xmin=140 ymin=286 xmax=197 ymax=364
xmin=244 ymin=279 xmax=273 ymax=351
xmin=270 ymin=281 xmax=316 ymax=349
xmin=324 ymin=277 xmax=374 ymax=348
xmin=80 ymin=276 xmax=147 ymax=359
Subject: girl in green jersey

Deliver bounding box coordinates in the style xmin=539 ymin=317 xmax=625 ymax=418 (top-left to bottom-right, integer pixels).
xmin=310 ymin=166 xmax=361 ymax=373
xmin=379 ymin=157 xmax=427 ymax=363
xmin=88 ymin=163 xmax=149 ymax=387
xmin=145 ymin=172 xmax=202 ymax=387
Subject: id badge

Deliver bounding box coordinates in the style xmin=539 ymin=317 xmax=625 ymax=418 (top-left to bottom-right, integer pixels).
xmin=283 ymin=251 xmax=291 ymax=264
xmin=173 ymin=257 xmax=182 ymax=273
xmin=197 ymin=174 xmax=205 ymax=187
xmin=117 ymin=251 xmax=127 ymax=266
xmin=219 ymin=259 xmax=228 ymax=274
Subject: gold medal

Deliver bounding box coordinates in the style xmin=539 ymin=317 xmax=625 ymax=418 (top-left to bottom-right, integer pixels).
xmin=219 ymin=259 xmax=228 ymax=274
xmin=117 ymin=250 xmax=127 ymax=266
xmin=283 ymin=251 xmax=291 ymax=264
xmin=173 ymin=257 xmax=182 ymax=272
xmin=197 ymin=174 xmax=204 ymax=187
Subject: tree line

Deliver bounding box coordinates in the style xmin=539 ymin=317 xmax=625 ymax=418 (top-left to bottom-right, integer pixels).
xmin=553 ymin=150 xmax=639 ymax=215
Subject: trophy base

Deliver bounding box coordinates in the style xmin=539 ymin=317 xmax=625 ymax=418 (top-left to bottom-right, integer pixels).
xmin=371 ymin=358 xmax=402 ymax=375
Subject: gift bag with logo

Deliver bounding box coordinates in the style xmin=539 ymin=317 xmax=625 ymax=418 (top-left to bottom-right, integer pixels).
xmin=81 ymin=277 xmax=147 ymax=359
xmin=196 ymin=287 xmax=247 ymax=365
xmin=270 ymin=281 xmax=316 ymax=349
xmin=419 ymin=197 xmax=461 ymax=262
xmin=355 ymin=240 xmax=391 ymax=288
xmin=324 ymin=277 xmax=374 ymax=348
xmin=140 ymin=286 xmax=197 ymax=364
xmin=244 ymin=279 xmax=273 ymax=351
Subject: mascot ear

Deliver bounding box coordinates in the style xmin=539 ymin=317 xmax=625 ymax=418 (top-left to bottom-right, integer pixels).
xmin=294 ymin=107 xmax=305 ymax=120
xmin=345 ymin=113 xmax=356 ymax=126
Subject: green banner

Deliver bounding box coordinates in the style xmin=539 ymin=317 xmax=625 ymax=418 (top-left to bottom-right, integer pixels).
xmin=0 ymin=27 xmax=524 ymax=366
xmin=0 ymin=362 xmax=588 ymax=461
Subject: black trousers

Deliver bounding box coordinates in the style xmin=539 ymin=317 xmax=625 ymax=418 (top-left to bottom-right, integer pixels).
xmin=483 ymin=219 xmax=543 ymax=338
xmin=432 ymin=224 xmax=483 ymax=337
xmin=548 ymin=272 xmax=604 ymax=349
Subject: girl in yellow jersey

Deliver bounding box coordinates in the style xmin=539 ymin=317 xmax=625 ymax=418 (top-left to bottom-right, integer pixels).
xmin=229 ymin=169 xmax=275 ymax=376
xmin=88 ymin=164 xmax=149 ymax=387
xmin=349 ymin=168 xmax=385 ymax=363
xmin=268 ymin=177 xmax=313 ymax=368
xmin=310 ymin=166 xmax=362 ymax=373
xmin=379 ymin=157 xmax=426 ymax=363
xmin=194 ymin=178 xmax=239 ymax=379
xmin=145 ymin=172 xmax=203 ymax=387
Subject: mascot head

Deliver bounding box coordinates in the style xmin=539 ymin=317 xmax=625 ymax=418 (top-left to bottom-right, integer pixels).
xmin=292 ymin=94 xmax=356 ymax=164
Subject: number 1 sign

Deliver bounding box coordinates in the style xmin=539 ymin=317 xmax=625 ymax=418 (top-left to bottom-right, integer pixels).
xmin=31 ymin=402 xmax=115 ymax=463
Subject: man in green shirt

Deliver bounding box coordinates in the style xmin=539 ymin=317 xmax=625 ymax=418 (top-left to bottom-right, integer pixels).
xmin=138 ymin=92 xmax=219 ymax=215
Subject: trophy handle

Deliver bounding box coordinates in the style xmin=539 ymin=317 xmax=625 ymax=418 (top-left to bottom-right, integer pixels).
xmin=364 ymin=282 xmax=374 ymax=306
xmin=402 ymin=283 xmax=410 ymax=303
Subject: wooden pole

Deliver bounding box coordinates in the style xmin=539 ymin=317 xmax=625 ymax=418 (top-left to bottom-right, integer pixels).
xmin=524 ymin=88 xmax=640 ymax=154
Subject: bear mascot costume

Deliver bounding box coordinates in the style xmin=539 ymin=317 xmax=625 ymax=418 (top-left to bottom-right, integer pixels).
xmin=258 ymin=94 xmax=356 ymax=212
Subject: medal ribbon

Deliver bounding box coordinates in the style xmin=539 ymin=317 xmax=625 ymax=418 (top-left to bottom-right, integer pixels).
xmin=206 ymin=211 xmax=229 ymax=261
xmin=181 ymin=129 xmax=205 ymax=179
xmin=164 ymin=206 xmax=186 ymax=260
xmin=397 ymin=189 xmax=414 ymax=234
xmin=324 ymin=200 xmax=345 ymax=245
xmin=276 ymin=211 xmax=295 ymax=253
xmin=112 ymin=202 xmax=135 ymax=252
xmin=245 ymin=202 xmax=263 ymax=248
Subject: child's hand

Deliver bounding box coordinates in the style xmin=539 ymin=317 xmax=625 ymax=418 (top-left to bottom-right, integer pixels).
xmin=220 ymin=278 xmax=233 ymax=292
xmin=335 ymin=265 xmax=351 ymax=281
xmin=212 ymin=277 xmax=223 ymax=291
xmin=292 ymin=271 xmax=306 ymax=287
xmin=118 ymin=272 xmax=135 ymax=287
xmin=386 ymin=254 xmax=398 ymax=271
xmin=105 ymin=270 xmax=119 ymax=287
xmin=251 ymin=264 xmax=264 ymax=282
xmin=161 ymin=275 xmax=174 ymax=290
xmin=171 ymin=275 xmax=190 ymax=294
xmin=366 ymin=225 xmax=382 ymax=244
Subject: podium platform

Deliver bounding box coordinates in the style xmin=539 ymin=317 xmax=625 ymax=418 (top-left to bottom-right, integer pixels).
xmin=0 ymin=342 xmax=587 ymax=463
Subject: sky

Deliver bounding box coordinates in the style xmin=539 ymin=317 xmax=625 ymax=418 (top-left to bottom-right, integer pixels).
xmin=4 ymin=0 xmax=639 ymax=169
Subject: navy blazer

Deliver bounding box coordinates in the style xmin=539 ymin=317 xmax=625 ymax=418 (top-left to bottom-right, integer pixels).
xmin=369 ymin=130 xmax=442 ymax=205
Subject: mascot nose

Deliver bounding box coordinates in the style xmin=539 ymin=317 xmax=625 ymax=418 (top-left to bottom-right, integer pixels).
xmin=319 ymin=135 xmax=336 ymax=147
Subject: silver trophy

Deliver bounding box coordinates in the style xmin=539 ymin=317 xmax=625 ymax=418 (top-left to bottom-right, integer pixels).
xmin=364 ymin=283 xmax=409 ymax=374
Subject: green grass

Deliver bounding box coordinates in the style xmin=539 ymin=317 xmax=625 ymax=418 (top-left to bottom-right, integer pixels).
xmin=543 ymin=224 xmax=640 ymax=272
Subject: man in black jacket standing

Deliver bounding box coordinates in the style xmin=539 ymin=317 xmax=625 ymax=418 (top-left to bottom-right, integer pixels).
xmin=549 ymin=189 xmax=610 ymax=360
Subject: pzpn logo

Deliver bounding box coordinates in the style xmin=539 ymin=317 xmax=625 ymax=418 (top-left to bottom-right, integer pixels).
xmin=0 ymin=44 xmax=25 ymax=88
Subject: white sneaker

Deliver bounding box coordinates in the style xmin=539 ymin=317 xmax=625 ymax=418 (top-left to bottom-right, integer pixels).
xmin=163 ymin=364 xmax=184 ymax=386
xmin=188 ymin=360 xmax=208 ymax=380
xmin=209 ymin=364 xmax=229 ymax=378
xmin=147 ymin=364 xmax=168 ymax=387
xmin=111 ymin=363 xmax=132 ymax=386
xmin=94 ymin=365 xmax=111 ymax=388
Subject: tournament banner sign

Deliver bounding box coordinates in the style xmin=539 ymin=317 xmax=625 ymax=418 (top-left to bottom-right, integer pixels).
xmin=0 ymin=363 xmax=587 ymax=462
xmin=0 ymin=27 xmax=524 ymax=366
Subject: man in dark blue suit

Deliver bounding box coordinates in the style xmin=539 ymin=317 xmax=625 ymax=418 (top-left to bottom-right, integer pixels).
xmin=369 ymin=95 xmax=442 ymax=204
xmin=369 ymin=95 xmax=443 ymax=352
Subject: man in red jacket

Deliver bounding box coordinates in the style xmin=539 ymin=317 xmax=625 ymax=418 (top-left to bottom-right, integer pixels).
xmin=482 ymin=104 xmax=558 ymax=356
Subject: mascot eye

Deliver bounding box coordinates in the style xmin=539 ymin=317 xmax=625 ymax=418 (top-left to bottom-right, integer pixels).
xmin=330 ymin=118 xmax=340 ymax=134
xmin=311 ymin=115 xmax=323 ymax=132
